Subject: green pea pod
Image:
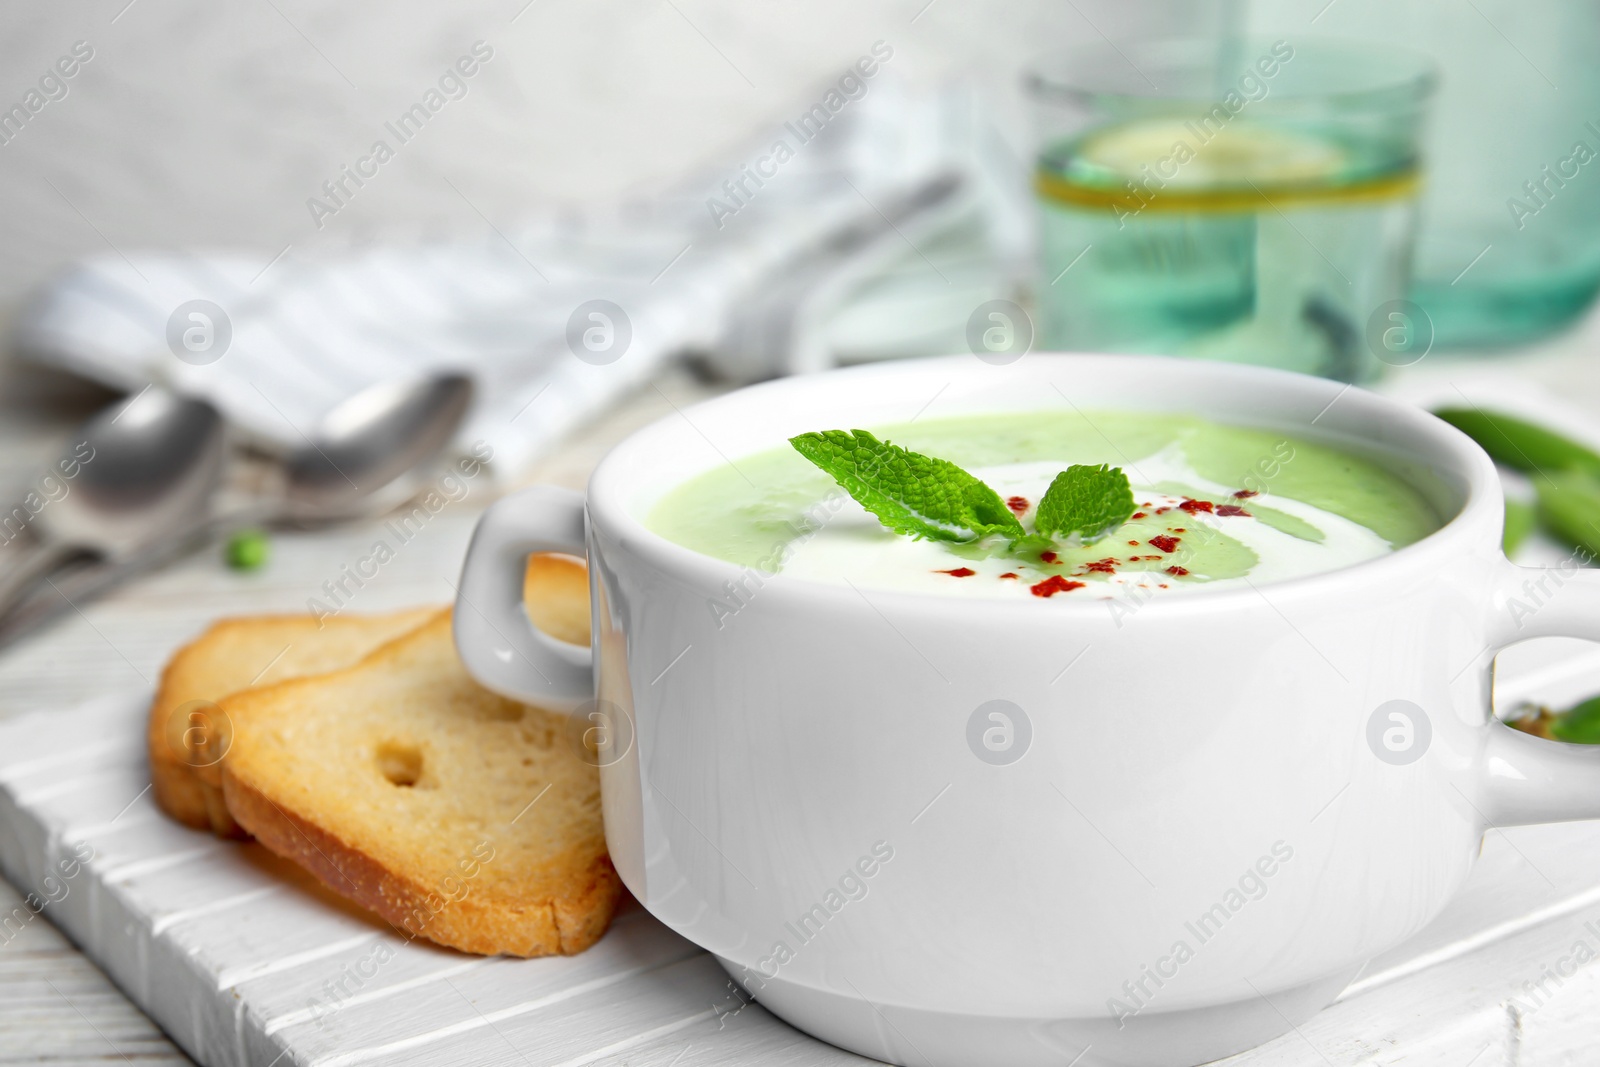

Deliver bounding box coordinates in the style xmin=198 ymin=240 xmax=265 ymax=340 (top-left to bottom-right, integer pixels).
xmin=1502 ymin=497 xmax=1537 ymax=555
xmin=1533 ymin=466 xmax=1600 ymax=559
xmin=1549 ymin=695 xmax=1600 ymax=745
xmin=1433 ymin=407 xmax=1600 ymax=478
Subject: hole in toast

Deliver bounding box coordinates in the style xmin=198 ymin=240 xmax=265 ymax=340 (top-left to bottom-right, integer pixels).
xmin=376 ymin=741 xmax=423 ymax=787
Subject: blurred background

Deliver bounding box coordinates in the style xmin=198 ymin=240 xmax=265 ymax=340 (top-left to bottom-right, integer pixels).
xmin=0 ymin=0 xmax=1597 ymax=668
xmin=0 ymin=1 xmax=1211 ymax=286
xmin=2 ymin=0 xmax=1596 ymax=426
xmin=0 ymin=1 xmax=1229 ymax=478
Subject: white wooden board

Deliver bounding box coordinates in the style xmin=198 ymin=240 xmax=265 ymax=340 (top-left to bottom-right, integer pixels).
xmin=4 ymin=647 xmax=1600 ymax=1066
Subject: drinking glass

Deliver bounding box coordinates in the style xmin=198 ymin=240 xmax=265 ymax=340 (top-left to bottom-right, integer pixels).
xmin=1026 ymin=37 xmax=1436 ymax=382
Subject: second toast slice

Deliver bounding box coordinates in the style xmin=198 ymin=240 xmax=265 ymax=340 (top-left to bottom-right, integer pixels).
xmin=220 ymin=610 xmax=620 ymax=956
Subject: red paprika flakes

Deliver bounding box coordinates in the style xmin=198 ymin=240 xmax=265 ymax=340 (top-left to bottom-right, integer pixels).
xmin=1030 ymin=575 xmax=1085 ymax=598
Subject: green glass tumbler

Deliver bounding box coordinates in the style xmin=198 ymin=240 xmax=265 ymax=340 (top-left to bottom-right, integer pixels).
xmin=1027 ymin=37 xmax=1436 ymax=382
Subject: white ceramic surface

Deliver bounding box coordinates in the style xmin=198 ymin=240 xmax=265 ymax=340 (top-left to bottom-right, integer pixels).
xmin=453 ymin=354 xmax=1600 ymax=1067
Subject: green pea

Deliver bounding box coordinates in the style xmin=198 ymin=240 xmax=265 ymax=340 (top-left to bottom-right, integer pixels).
xmin=225 ymin=528 xmax=271 ymax=571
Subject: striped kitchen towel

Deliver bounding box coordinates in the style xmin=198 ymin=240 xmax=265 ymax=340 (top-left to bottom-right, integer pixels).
xmin=11 ymin=79 xmax=1026 ymax=482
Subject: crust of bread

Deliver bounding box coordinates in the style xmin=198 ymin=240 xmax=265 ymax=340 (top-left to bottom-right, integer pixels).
xmin=150 ymin=609 xmax=437 ymax=836
xmin=219 ymin=610 xmax=619 ymax=957
xmin=223 ymin=772 xmax=620 ymax=955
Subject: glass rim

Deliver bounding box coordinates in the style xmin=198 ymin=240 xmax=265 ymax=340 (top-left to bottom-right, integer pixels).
xmin=1024 ymin=35 xmax=1437 ymax=111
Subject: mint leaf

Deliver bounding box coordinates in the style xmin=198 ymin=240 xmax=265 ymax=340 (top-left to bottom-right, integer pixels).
xmin=790 ymin=430 xmax=1025 ymax=543
xmin=1034 ymin=464 xmax=1135 ymax=545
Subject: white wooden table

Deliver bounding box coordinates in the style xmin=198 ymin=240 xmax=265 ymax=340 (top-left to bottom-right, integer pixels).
xmin=1 ymin=311 xmax=1599 ymax=1065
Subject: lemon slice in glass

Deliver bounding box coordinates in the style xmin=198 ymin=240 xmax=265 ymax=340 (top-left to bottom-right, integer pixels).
xmin=1076 ymin=118 xmax=1349 ymax=190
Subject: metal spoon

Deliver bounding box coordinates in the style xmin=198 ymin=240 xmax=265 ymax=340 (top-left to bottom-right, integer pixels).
xmin=0 ymin=388 xmax=227 ymax=619
xmin=0 ymin=373 xmax=474 ymax=643
xmin=274 ymin=372 xmax=474 ymax=523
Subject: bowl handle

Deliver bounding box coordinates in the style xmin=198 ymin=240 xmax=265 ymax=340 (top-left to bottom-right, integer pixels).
xmin=1482 ymin=559 xmax=1600 ymax=827
xmin=453 ymin=486 xmax=593 ymax=713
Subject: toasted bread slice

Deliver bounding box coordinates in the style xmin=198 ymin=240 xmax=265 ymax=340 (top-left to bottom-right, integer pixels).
xmin=524 ymin=552 xmax=591 ymax=647
xmin=151 ymin=608 xmax=437 ymax=837
xmin=220 ymin=610 xmax=619 ymax=957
